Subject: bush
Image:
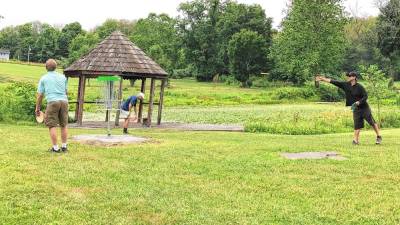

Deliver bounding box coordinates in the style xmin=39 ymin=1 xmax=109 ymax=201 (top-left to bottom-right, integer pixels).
xmin=250 ymin=75 xmax=295 ymax=88
xmin=0 ymin=82 xmax=41 ymax=122
xmin=273 ymin=86 xmax=317 ymax=100
xmin=171 ymin=65 xmax=196 ymax=79
xmin=219 ymin=75 xmax=240 ymax=86
xmin=313 ymin=83 xmax=345 ymax=102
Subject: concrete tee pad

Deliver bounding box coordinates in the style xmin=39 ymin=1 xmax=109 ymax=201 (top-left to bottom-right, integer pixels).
xmin=72 ymin=135 xmax=148 ymax=146
xmin=281 ymin=152 xmax=347 ymax=160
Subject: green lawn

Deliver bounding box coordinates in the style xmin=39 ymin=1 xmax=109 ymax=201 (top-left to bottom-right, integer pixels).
xmin=0 ymin=125 xmax=399 ymax=224
xmin=1 ymin=62 xmax=399 ymax=224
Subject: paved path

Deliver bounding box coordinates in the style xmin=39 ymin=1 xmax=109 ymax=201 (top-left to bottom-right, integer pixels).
xmin=69 ymin=121 xmax=244 ymax=132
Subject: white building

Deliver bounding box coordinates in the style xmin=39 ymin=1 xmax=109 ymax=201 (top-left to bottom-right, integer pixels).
xmin=0 ymin=49 xmax=10 ymax=60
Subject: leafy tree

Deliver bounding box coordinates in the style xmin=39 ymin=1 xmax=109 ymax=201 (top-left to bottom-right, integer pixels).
xmin=342 ymin=17 xmax=389 ymax=72
xmin=228 ymin=29 xmax=269 ymax=87
xmin=270 ymin=0 xmax=347 ymax=84
xmin=67 ymin=32 xmax=100 ymax=65
xmin=16 ymin=23 xmax=39 ymax=61
xmin=217 ymin=2 xmax=273 ymax=75
xmin=376 ymin=0 xmax=400 ymax=79
xmin=360 ymin=64 xmax=392 ymax=125
xmin=95 ymin=19 xmax=136 ymax=39
xmin=130 ymin=13 xmax=182 ymax=74
xmin=34 ymin=23 xmax=61 ymax=62
xmin=58 ymin=22 xmax=84 ymax=58
xmin=0 ymin=26 xmax=20 ymax=59
xmin=178 ymin=0 xmax=226 ymax=81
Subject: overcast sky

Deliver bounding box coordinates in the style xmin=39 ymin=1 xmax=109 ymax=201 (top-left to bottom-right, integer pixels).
xmin=0 ymin=0 xmax=381 ymax=30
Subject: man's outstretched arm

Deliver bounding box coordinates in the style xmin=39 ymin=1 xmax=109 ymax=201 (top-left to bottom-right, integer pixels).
xmin=316 ymin=75 xmax=345 ymax=89
xmin=316 ymin=75 xmax=332 ymax=83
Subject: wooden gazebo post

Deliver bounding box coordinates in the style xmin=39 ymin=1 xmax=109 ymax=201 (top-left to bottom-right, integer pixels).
xmin=138 ymin=78 xmax=146 ymax=124
xmin=146 ymin=78 xmax=156 ymax=126
xmin=75 ymin=75 xmax=86 ymax=126
xmin=157 ymin=79 xmax=167 ymax=125
xmin=114 ymin=77 xmax=124 ymax=126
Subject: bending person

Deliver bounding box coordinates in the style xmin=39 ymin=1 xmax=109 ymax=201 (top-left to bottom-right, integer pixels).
xmin=121 ymin=92 xmax=145 ymax=134
xmin=316 ymin=72 xmax=382 ymax=145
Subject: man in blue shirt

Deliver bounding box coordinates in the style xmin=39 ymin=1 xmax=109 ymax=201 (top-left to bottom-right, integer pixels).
xmin=35 ymin=59 xmax=69 ymax=153
xmin=121 ymin=92 xmax=145 ymax=134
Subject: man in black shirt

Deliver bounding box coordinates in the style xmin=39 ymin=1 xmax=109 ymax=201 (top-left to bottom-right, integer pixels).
xmin=316 ymin=72 xmax=382 ymax=145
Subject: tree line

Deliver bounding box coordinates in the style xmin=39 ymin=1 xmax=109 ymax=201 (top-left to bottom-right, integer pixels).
xmin=0 ymin=0 xmax=399 ymax=86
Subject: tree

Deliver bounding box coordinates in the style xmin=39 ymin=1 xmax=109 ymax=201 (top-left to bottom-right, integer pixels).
xmin=360 ymin=64 xmax=392 ymax=125
xmin=0 ymin=26 xmax=20 ymax=59
xmin=178 ymin=0 xmax=226 ymax=81
xmin=58 ymin=22 xmax=84 ymax=58
xmin=342 ymin=17 xmax=389 ymax=72
xmin=34 ymin=23 xmax=61 ymax=62
xmin=376 ymin=0 xmax=400 ymax=80
xmin=270 ymin=0 xmax=347 ymax=84
xmin=130 ymin=13 xmax=182 ymax=74
xmin=67 ymin=32 xmax=100 ymax=65
xmin=228 ymin=29 xmax=269 ymax=87
xmin=15 ymin=23 xmax=37 ymax=61
xmin=95 ymin=19 xmax=136 ymax=39
xmin=216 ymin=2 xmax=273 ymax=75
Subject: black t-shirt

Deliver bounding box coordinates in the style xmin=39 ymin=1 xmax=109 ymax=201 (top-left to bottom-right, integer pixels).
xmin=330 ymin=80 xmax=369 ymax=108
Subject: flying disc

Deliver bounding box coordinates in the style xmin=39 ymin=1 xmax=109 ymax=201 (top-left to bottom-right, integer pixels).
xmin=36 ymin=111 xmax=45 ymax=123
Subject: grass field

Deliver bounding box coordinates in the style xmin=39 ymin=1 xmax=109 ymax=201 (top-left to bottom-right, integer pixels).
xmin=1 ymin=62 xmax=400 ymax=224
xmin=0 ymin=125 xmax=399 ymax=224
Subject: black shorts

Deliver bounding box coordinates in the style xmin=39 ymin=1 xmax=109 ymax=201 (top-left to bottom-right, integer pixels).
xmin=353 ymin=106 xmax=376 ymax=130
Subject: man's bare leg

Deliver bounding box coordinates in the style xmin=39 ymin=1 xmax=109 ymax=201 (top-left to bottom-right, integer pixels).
xmin=61 ymin=126 xmax=68 ymax=144
xmin=123 ymin=118 xmax=129 ymax=134
xmin=49 ymin=127 xmax=57 ymax=145
xmin=372 ymin=123 xmax=381 ymax=137
xmin=353 ymin=129 xmax=361 ymax=143
xmin=123 ymin=118 xmax=129 ymax=129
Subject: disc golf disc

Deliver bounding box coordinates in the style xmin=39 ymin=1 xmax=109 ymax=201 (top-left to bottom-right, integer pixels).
xmin=36 ymin=111 xmax=45 ymax=123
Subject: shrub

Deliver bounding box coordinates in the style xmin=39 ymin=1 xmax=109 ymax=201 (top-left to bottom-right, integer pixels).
xmin=0 ymin=82 xmax=42 ymax=122
xmin=171 ymin=65 xmax=196 ymax=79
xmin=273 ymin=86 xmax=317 ymax=100
xmin=314 ymin=83 xmax=345 ymax=102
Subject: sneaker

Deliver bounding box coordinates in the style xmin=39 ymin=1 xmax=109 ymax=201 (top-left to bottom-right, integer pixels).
xmin=123 ymin=129 xmax=129 ymax=135
xmin=49 ymin=147 xmax=61 ymax=153
xmin=376 ymin=136 xmax=382 ymax=145
xmin=352 ymin=140 xmax=359 ymax=145
xmin=61 ymin=147 xmax=68 ymax=152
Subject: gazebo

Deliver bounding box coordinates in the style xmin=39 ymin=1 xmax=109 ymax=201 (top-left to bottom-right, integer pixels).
xmin=64 ymin=31 xmax=168 ymax=127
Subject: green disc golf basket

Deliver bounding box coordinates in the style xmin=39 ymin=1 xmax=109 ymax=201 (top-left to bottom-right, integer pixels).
xmin=96 ymin=76 xmax=121 ymax=136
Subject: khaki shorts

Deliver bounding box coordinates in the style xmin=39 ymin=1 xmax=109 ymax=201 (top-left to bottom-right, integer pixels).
xmin=45 ymin=101 xmax=69 ymax=128
xmin=120 ymin=110 xmax=137 ymax=120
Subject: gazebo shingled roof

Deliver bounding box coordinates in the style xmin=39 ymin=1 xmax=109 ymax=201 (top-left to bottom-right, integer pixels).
xmin=64 ymin=31 xmax=167 ymax=78
xmin=64 ymin=31 xmax=168 ymax=127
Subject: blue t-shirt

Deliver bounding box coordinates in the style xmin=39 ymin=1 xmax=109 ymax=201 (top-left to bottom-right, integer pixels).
xmin=37 ymin=71 xmax=68 ymax=103
xmin=121 ymin=96 xmax=138 ymax=111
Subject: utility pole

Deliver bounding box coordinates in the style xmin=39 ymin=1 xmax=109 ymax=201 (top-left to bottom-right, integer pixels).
xmin=27 ymin=45 xmax=32 ymax=64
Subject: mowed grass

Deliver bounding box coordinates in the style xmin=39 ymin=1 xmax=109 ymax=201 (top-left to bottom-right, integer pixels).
xmin=0 ymin=125 xmax=399 ymax=224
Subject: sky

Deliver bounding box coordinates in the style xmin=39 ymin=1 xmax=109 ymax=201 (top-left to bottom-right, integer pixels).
xmin=0 ymin=0 xmax=381 ymax=30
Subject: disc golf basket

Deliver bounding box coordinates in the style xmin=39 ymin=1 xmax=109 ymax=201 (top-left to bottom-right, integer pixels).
xmin=96 ymin=76 xmax=121 ymax=136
